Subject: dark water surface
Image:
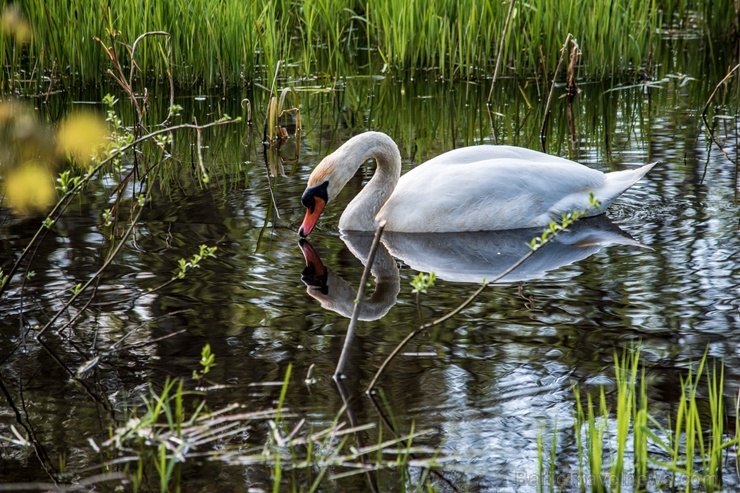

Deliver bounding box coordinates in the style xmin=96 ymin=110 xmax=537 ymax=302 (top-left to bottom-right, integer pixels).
xmin=2 ymin=64 xmax=740 ymax=491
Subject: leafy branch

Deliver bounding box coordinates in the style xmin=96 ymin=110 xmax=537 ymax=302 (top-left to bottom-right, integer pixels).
xmin=175 ymin=246 xmax=218 ymax=280
xmin=367 ymin=196 xmax=602 ymax=391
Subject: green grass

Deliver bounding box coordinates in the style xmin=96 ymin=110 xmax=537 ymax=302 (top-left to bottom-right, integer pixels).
xmin=100 ymin=364 xmax=444 ymax=492
xmin=0 ymin=355 xmax=445 ymax=492
xmin=1 ymin=0 xmax=738 ymax=88
xmin=538 ymin=348 xmax=740 ymax=493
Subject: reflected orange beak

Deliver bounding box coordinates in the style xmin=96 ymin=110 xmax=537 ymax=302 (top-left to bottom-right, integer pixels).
xmin=299 ymin=239 xmax=326 ymax=277
xmin=298 ymin=197 xmax=326 ymax=237
xmin=299 ymin=239 xmax=329 ymax=293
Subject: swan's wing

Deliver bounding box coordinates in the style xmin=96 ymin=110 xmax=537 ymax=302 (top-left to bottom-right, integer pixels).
xmin=377 ymin=158 xmax=607 ymax=232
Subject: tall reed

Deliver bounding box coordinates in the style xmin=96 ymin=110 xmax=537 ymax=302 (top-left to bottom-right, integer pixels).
xmin=1 ymin=0 xmax=737 ymax=88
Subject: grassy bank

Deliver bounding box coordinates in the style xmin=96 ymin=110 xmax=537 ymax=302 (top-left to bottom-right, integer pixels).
xmin=1 ymin=0 xmax=737 ymax=88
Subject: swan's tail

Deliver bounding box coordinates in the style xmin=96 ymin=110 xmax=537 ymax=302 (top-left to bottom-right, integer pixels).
xmin=551 ymin=161 xmax=657 ymax=220
xmin=598 ymin=162 xmax=657 ymax=208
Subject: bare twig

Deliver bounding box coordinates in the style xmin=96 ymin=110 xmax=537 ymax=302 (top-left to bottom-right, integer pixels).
xmin=540 ymin=33 xmax=573 ymax=152
xmin=128 ymin=31 xmax=169 ymax=87
xmin=700 ymin=63 xmax=740 ymax=184
xmin=487 ymin=0 xmax=517 ymax=103
xmin=334 ymin=222 xmax=386 ymax=379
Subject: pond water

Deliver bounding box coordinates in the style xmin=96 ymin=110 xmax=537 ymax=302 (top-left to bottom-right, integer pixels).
xmin=1 ymin=48 xmax=740 ymax=491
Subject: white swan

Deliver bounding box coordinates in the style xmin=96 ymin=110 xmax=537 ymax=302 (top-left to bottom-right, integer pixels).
xmin=298 ymin=131 xmax=655 ymax=236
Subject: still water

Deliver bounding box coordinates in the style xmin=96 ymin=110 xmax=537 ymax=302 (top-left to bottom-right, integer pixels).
xmin=1 ymin=64 xmax=739 ymax=491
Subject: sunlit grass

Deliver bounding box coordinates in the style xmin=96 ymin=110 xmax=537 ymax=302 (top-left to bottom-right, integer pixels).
xmin=538 ymin=348 xmax=740 ymax=492
xmin=1 ymin=0 xmax=737 ymax=88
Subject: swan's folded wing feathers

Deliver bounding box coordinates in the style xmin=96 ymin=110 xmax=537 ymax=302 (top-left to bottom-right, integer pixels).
xmin=378 ymin=158 xmax=607 ymax=232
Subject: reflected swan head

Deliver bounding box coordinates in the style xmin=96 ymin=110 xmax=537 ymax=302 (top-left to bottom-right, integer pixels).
xmin=299 ymin=239 xmax=400 ymax=321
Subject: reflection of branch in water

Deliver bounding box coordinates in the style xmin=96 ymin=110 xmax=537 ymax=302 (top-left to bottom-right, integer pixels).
xmin=333 ymin=378 xmax=380 ymax=493
xmin=366 ymin=390 xmax=462 ymax=493
xmin=0 ymin=374 xmax=56 ymax=478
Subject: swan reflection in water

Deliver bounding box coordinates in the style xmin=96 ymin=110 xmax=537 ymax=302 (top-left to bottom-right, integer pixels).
xmin=299 ymin=215 xmax=647 ymax=321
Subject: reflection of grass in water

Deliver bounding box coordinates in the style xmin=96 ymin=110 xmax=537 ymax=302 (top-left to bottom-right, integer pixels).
xmin=538 ymin=348 xmax=740 ymax=492
xmin=2 ymin=1 xmax=738 ymax=87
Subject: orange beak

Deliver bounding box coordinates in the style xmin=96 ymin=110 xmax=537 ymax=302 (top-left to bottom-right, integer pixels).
xmin=298 ymin=197 xmax=326 ymax=237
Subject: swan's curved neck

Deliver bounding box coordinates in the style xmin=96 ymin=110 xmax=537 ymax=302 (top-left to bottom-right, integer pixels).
xmin=334 ymin=132 xmax=401 ymax=231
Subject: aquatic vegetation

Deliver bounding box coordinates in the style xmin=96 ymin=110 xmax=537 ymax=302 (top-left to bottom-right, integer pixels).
xmin=537 ymin=349 xmax=740 ymax=492
xmin=1 ymin=0 xmax=737 ymax=88
xmin=81 ymin=362 xmax=444 ymax=492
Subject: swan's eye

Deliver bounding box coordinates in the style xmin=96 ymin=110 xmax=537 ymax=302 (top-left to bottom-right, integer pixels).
xmin=301 ymin=180 xmax=329 ymax=210
xmin=301 ymin=193 xmax=315 ymax=210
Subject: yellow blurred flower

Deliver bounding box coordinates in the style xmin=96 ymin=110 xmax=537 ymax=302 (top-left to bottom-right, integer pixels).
xmin=1 ymin=5 xmax=31 ymax=44
xmin=57 ymin=112 xmax=109 ymax=167
xmin=3 ymin=163 xmax=55 ymax=216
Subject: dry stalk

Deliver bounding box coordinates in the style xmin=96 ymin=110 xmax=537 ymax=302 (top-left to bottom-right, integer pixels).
xmin=540 ymin=33 xmax=573 ymax=152
xmin=487 ymin=0 xmax=517 ymax=103
xmin=700 ymin=63 xmax=740 ymax=185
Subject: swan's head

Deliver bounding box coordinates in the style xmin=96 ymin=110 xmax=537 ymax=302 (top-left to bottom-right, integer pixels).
xmin=298 ymin=132 xmax=400 ymax=236
xmin=299 ymin=149 xmax=356 ymax=237
xmin=299 ymin=179 xmax=329 ymax=237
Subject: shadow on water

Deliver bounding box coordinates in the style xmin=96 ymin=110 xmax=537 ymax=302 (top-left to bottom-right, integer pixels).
xmin=1 ymin=39 xmax=739 ymax=490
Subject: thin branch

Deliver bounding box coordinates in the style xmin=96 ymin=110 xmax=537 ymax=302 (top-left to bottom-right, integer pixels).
xmin=366 ymin=234 xmax=555 ymax=393
xmin=700 ymin=63 xmax=740 ymax=184
xmin=334 ymin=222 xmax=386 ymax=379
xmin=487 ymin=0 xmax=517 ymax=103
xmin=540 ymin=33 xmax=573 ymax=152
xmin=128 ymin=31 xmax=169 ymax=88
xmin=37 ymin=190 xmax=150 ymax=338
xmin=0 ymin=118 xmax=238 ymax=301
xmin=193 ymin=117 xmax=209 ymax=181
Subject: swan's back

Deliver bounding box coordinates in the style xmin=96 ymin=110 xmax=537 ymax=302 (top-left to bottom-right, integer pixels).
xmin=376 ymin=145 xmax=653 ymax=233
xmin=422 ymin=145 xmax=576 ymax=167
